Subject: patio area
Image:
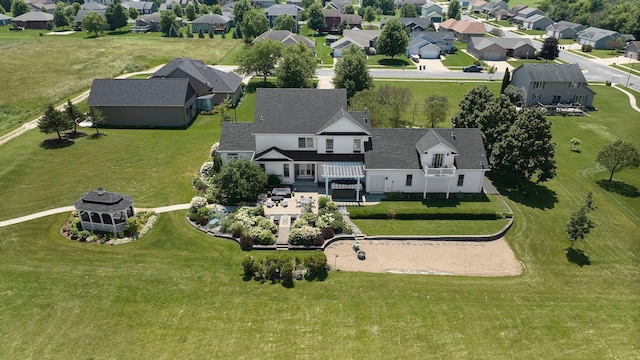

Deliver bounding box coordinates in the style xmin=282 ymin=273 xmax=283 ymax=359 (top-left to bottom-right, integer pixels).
xmin=263 ymin=191 xmax=321 ymax=217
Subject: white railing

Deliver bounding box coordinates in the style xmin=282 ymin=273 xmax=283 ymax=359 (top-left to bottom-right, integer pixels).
xmin=424 ymin=166 xmax=456 ymax=176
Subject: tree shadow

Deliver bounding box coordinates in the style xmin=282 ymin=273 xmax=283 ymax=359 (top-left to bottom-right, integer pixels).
xmin=107 ymin=30 xmax=129 ymax=36
xmin=40 ymin=138 xmax=74 ymax=149
xmin=87 ymin=132 xmax=106 ymax=140
xmin=565 ymin=247 xmax=591 ymax=267
xmin=498 ymin=182 xmax=558 ymax=210
xmin=596 ymin=179 xmax=640 ymax=198
xmin=305 ymin=270 xmax=328 ymax=282
xmin=377 ymin=58 xmax=410 ymax=67
xmin=66 ymin=131 xmax=87 ymax=140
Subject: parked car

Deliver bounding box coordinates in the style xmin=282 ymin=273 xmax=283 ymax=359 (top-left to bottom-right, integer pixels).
xmin=463 ymin=65 xmax=483 ymax=72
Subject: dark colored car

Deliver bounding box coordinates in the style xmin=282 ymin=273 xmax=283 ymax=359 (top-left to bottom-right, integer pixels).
xmin=463 ymin=65 xmax=483 ymax=72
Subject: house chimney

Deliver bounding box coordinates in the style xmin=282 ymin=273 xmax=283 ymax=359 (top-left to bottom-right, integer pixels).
xmin=363 ymin=107 xmax=369 ymax=123
xmin=450 ymin=123 xmax=456 ymax=140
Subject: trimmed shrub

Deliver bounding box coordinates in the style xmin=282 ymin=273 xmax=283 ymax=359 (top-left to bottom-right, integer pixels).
xmin=325 ymin=201 xmax=338 ymax=211
xmin=313 ymin=234 xmax=325 ymax=246
xmin=196 ymin=216 xmax=208 ymax=226
xmin=267 ymin=174 xmax=281 ymax=187
xmin=281 ymin=261 xmax=294 ymax=285
xmin=304 ymin=250 xmax=327 ymax=277
xmin=288 ymin=225 xmax=321 ymax=245
xmin=581 ymin=44 xmax=593 ymax=52
xmin=242 ymin=255 xmax=254 ymax=277
xmin=239 ymin=235 xmax=254 ymax=250
xmin=318 ymin=196 xmax=329 ymax=209
xmin=232 ymin=225 xmax=245 ymax=238
xmin=190 ymin=196 xmax=208 ymax=212
xmin=125 ymin=217 xmax=139 ymax=234
xmin=189 ymin=212 xmax=199 ymax=221
xmin=321 ymin=226 xmax=335 ymax=240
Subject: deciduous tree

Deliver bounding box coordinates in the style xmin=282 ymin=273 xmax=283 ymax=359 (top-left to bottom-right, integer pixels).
xmin=64 ymin=99 xmax=81 ymax=133
xmin=235 ymin=39 xmax=284 ymax=85
xmin=83 ymin=11 xmax=107 ymax=37
xmin=423 ymin=95 xmax=449 ymax=128
xmin=451 ymin=85 xmax=494 ymax=128
xmin=215 ymin=159 xmax=268 ymax=204
xmin=87 ymin=107 xmax=105 ymax=135
xmin=399 ymin=2 xmax=417 ymax=17
xmin=275 ymin=41 xmax=317 ymax=88
xmin=363 ymin=6 xmax=376 ymax=26
xmin=332 ymin=45 xmax=373 ymax=99
xmin=53 ymin=3 xmax=69 ymax=29
xmin=11 ymin=0 xmax=29 ymax=17
xmin=106 ymin=2 xmax=128 ymax=31
xmin=160 ymin=11 xmax=178 ymax=37
xmin=172 ymin=4 xmax=183 ymax=17
xmin=241 ymin=8 xmax=269 ymax=41
xmin=185 ymin=2 xmax=197 ymax=21
xmin=38 ymin=104 xmax=72 ymax=140
xmin=128 ymin=7 xmax=139 ymax=19
xmin=596 ymin=140 xmax=640 ymax=182
xmin=378 ymin=84 xmax=412 ymax=127
xmin=447 ymin=0 xmax=460 ymax=20
xmin=377 ymin=18 xmax=409 ymax=59
xmin=306 ymin=2 xmax=326 ymax=34
xmin=540 ymin=36 xmax=559 ymax=60
xmin=566 ymin=193 xmax=596 ymax=249
xmin=502 ymin=85 xmax=524 ymax=106
xmin=274 ymin=14 xmax=297 ymax=32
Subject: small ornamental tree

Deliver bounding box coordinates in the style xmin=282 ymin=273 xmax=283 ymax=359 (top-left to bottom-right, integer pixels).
xmin=64 ymin=99 xmax=81 ymax=133
xmin=596 ymin=140 xmax=640 ymax=182
xmin=423 ymin=95 xmax=449 ymax=128
xmin=566 ymin=193 xmax=596 ymax=249
xmin=570 ymin=138 xmax=582 ymax=152
xmin=39 ymin=104 xmax=72 ymax=140
xmin=273 ymin=13 xmax=297 ymax=32
xmin=87 ymin=106 xmax=105 ymax=134
xmin=275 ymin=41 xmax=317 ymax=88
xmin=235 ymin=39 xmax=284 ymax=85
xmin=83 ymin=11 xmax=107 ymax=37
xmin=128 ymin=7 xmax=139 ymax=20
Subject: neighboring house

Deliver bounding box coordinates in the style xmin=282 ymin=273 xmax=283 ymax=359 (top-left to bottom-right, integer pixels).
xmin=11 ymin=11 xmax=53 ymax=29
xmin=395 ymin=0 xmax=427 ymax=8
xmin=511 ymin=63 xmax=595 ymax=108
xmin=151 ymin=58 xmax=243 ymax=108
xmin=84 ymin=0 xmax=115 ymax=5
xmin=406 ymin=31 xmax=455 ymax=58
xmin=133 ymin=12 xmax=162 ymax=32
xmin=27 ymin=0 xmax=55 ymax=13
xmin=470 ymin=0 xmax=487 ymax=13
xmin=420 ymin=0 xmax=442 ymax=18
xmin=252 ymin=0 xmax=277 ymax=8
xmin=82 ymin=2 xmax=107 ymax=10
xmin=87 ymin=78 xmax=198 ymax=127
xmin=330 ymin=29 xmax=379 ymax=57
xmin=513 ymin=7 xmax=545 ymax=25
xmin=189 ymin=13 xmax=232 ymax=34
xmin=263 ymin=4 xmax=301 ymax=32
xmin=467 ymin=37 xmax=537 ymax=60
xmin=522 ymin=14 xmax=553 ymax=31
xmin=218 ymin=88 xmax=490 ymax=200
xmin=163 ymin=0 xmax=190 ymax=10
xmin=577 ymin=27 xmax=624 ymax=49
xmin=625 ymin=41 xmax=640 ymax=60
xmin=286 ymin=0 xmax=303 ymax=6
xmin=439 ymin=19 xmax=485 ymax=42
xmin=545 ymin=21 xmax=586 ymax=39
xmin=322 ymin=9 xmax=361 ymax=33
xmin=327 ymin=0 xmax=351 ymax=12
xmin=75 ymin=188 xmax=135 ymax=233
xmin=380 ymin=17 xmax=431 ymax=33
xmin=121 ymin=1 xmax=158 ymax=15
xmin=0 ymin=14 xmax=12 ymax=26
xmin=253 ymin=29 xmax=315 ymax=50
xmin=482 ymin=0 xmax=508 ymax=15
xmin=75 ymin=10 xmax=108 ymax=28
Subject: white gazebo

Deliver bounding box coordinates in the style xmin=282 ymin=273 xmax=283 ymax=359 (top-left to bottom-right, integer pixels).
xmin=74 ymin=188 xmax=135 ymax=233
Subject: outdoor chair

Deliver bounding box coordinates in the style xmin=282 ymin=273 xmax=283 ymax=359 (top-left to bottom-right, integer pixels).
xmin=281 ymin=200 xmax=288 ymax=207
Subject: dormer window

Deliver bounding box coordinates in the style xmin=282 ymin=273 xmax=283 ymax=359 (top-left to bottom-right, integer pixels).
xmin=298 ymin=137 xmax=314 ymax=149
xmin=326 ymin=139 xmax=334 ymax=152
xmin=431 ymin=153 xmax=444 ymax=168
xmin=569 ymin=82 xmax=579 ymax=88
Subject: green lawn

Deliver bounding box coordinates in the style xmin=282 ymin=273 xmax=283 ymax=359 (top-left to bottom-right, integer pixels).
xmin=611 ymin=63 xmax=640 ymax=77
xmin=353 ymin=219 xmax=510 ymax=235
xmin=0 ymin=82 xmax=638 ymax=358
xmin=568 ymin=48 xmax=626 ymax=59
xmin=522 ymin=29 xmax=545 ymax=36
xmin=348 ymin=194 xmax=510 ymax=217
xmin=0 ymin=32 xmax=242 ymax=136
xmin=441 ymin=50 xmax=477 ymax=68
xmin=367 ymin=55 xmax=412 ymax=67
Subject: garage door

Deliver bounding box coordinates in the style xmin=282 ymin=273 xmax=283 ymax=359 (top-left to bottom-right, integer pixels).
xmin=369 ymin=176 xmax=385 ymax=193
xmin=484 ymin=52 xmax=503 ymax=61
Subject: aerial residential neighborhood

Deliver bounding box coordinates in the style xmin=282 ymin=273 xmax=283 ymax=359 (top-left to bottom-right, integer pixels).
xmin=0 ymin=0 xmax=639 ymax=358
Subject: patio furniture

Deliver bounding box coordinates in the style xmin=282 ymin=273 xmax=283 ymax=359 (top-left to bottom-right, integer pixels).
xmin=273 ymin=215 xmax=280 ymax=225
xmin=271 ymin=195 xmax=284 ymax=202
xmin=271 ymin=187 xmax=292 ymax=198
xmin=265 ymin=199 xmax=275 ymax=208
xmin=281 ymin=200 xmax=288 ymax=207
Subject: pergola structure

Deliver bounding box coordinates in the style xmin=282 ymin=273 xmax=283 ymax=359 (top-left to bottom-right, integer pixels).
xmin=74 ymin=188 xmax=135 ymax=233
xmin=320 ymin=162 xmax=365 ymax=201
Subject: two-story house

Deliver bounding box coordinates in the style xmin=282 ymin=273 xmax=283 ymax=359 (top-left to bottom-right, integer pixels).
xmin=545 ymin=21 xmax=586 ymax=39
xmin=263 ymin=4 xmax=301 ymax=32
xmin=510 ymin=63 xmax=595 ymax=108
xmin=218 ymin=89 xmax=490 ymax=200
xmin=406 ymin=31 xmax=455 ymax=59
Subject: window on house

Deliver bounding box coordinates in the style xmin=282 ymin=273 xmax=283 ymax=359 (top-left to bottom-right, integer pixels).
xmin=457 ymin=174 xmax=465 ymax=187
xmin=431 ymin=153 xmax=444 ymax=168
xmin=353 ymin=139 xmax=362 ymax=152
xmin=283 ymin=164 xmax=289 ymax=178
xmin=575 ymin=95 xmax=587 ymax=103
xmin=406 ymin=174 xmax=413 ymax=186
xmin=260 ymin=164 xmax=265 ymax=171
xmin=532 ymin=93 xmax=541 ymax=101
xmin=298 ymin=137 xmax=314 ymax=148
xmin=569 ymin=82 xmax=580 ymax=88
xmin=326 ymin=139 xmax=334 ymax=152
xmin=228 ymin=153 xmax=239 ymax=160
xmin=552 ymin=95 xmax=561 ymax=103
xmin=534 ymin=82 xmax=544 ymax=89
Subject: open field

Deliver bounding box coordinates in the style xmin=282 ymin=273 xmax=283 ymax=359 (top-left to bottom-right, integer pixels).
xmin=0 ymin=76 xmax=639 ymax=358
xmin=0 ymin=31 xmax=242 ymax=135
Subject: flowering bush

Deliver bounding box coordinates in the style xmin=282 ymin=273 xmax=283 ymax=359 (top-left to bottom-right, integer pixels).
xmin=292 ymin=212 xmax=317 ymax=229
xmin=200 ymin=161 xmax=215 ymax=177
xmin=222 ymin=206 xmax=277 ymax=245
xmin=190 ymin=196 xmax=208 ymax=212
xmin=288 ymin=225 xmax=321 ymax=246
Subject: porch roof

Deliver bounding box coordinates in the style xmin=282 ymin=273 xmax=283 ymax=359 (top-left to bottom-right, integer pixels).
xmin=322 ymin=162 xmax=365 ymax=179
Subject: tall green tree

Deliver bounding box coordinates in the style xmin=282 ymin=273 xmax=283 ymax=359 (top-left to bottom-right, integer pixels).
xmin=596 ymin=141 xmax=640 ymax=182
xmin=53 ymin=3 xmax=69 ymax=29
xmin=241 ymin=8 xmax=269 ymax=42
xmin=83 ymin=11 xmax=107 ymax=37
xmin=378 ymin=84 xmax=412 ymax=128
xmin=128 ymin=7 xmax=139 ymax=19
xmin=378 ymin=0 xmax=395 ymax=15
xmin=185 ymin=2 xmax=197 ymax=21
xmin=306 ymin=2 xmax=326 ymax=34
xmin=448 ymin=0 xmax=460 ymax=20
xmin=0 ymin=0 xmax=10 ymax=13
xmin=566 ymin=193 xmax=596 ymax=249
xmin=500 ymin=68 xmax=510 ymax=94
xmin=363 ymin=6 xmax=376 ymax=26
xmin=11 ymin=0 xmax=30 ymax=17
xmin=350 ymin=88 xmax=389 ymax=127
xmin=235 ymin=39 xmax=284 ymax=85
xmin=38 ymin=104 xmax=72 ymax=141
xmin=451 ymin=85 xmax=494 ymax=128
xmin=606 ymin=37 xmax=626 ymax=54
xmin=64 ymin=99 xmax=81 ymax=134
xmin=376 ymin=18 xmax=409 ymax=59
xmin=477 ymin=94 xmax=518 ymax=158
xmin=399 ymin=3 xmax=417 ymax=17
xmin=106 ymin=2 xmax=128 ymax=31
xmin=273 ymin=14 xmax=297 ymax=32
xmin=232 ymin=0 xmax=252 ymax=36
xmin=159 ymin=11 xmax=177 ymax=36
xmin=275 ymin=41 xmax=317 ymax=88
xmin=211 ymin=4 xmax=222 ymax=14
xmin=172 ymin=4 xmax=183 ymax=17
xmin=539 ymin=36 xmax=559 ymax=60
xmin=343 ymin=4 xmax=354 ymax=14
xmin=502 ymin=85 xmax=524 ymax=106
xmin=332 ymin=45 xmax=373 ymax=99
xmin=423 ymin=95 xmax=449 ymax=128
xmin=215 ymin=159 xmax=267 ymax=204
xmin=87 ymin=107 xmax=105 ymax=135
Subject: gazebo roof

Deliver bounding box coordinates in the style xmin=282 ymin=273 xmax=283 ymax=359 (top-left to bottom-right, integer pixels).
xmin=74 ymin=188 xmax=134 ymax=213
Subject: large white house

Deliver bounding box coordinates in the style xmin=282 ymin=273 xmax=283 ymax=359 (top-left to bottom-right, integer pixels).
xmin=218 ymin=89 xmax=490 ymax=199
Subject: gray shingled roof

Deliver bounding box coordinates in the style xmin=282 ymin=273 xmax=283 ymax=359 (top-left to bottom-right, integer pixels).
xmin=87 ymin=78 xmax=194 ymax=107
xmin=364 ymin=128 xmax=488 ymax=170
xmin=75 ymin=9 xmax=106 ymax=23
xmin=515 ymin=63 xmax=587 ymax=83
xmin=577 ymin=26 xmax=621 ymax=41
xmin=252 ymin=30 xmax=315 ymax=49
xmin=546 ymin=20 xmax=584 ymax=32
xmin=469 ymin=37 xmax=536 ymax=50
xmin=12 ymin=11 xmax=53 ymax=21
xmin=74 ymin=189 xmax=134 ymax=213
xmin=189 ymin=13 xmax=231 ymax=24
xmin=0 ymin=14 xmax=12 ymax=21
xmin=317 ymin=108 xmax=371 ymax=135
xmin=152 ymin=58 xmax=242 ymax=93
xmin=264 ymin=4 xmax=301 ymax=16
xmin=255 ymin=147 xmax=365 ymax=162
xmin=252 ymin=88 xmax=370 ymax=134
xmin=412 ymin=31 xmax=455 ymax=42
xmin=415 ymin=129 xmax=457 ymax=154
xmin=218 ymin=122 xmax=255 ymax=151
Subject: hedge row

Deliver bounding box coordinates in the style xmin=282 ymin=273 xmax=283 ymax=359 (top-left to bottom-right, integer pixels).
xmin=349 ymin=209 xmax=499 ymax=220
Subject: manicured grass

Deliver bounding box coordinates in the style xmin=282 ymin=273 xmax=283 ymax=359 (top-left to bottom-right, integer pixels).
xmin=486 ymin=20 xmax=512 ymax=27
xmin=348 ymin=194 xmax=510 ymax=217
xmin=611 ymin=63 xmax=640 ymax=77
xmin=441 ymin=50 xmax=477 ymax=68
xmin=0 ymin=33 xmax=242 ymax=135
xmin=353 ymin=219 xmax=510 ymax=235
xmin=0 ymin=83 xmax=638 ymax=359
xmin=568 ymin=48 xmax=625 ymax=59
xmin=367 ymin=55 xmax=412 ymax=67
xmin=522 ymin=29 xmax=545 ymax=36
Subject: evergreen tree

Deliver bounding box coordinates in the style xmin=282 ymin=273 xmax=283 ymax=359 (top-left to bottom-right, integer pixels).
xmin=11 ymin=0 xmax=30 ymax=17
xmin=500 ymin=68 xmax=510 ymax=94
xmin=106 ymin=2 xmax=128 ymax=31
xmin=64 ymin=99 xmax=81 ymax=134
xmin=38 ymin=104 xmax=72 ymax=140
xmin=198 ymin=28 xmax=204 ymax=38
xmin=128 ymin=7 xmax=139 ymax=19
xmin=185 ymin=3 xmax=197 ymax=21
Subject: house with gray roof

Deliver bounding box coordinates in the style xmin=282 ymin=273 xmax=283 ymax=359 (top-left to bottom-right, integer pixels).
xmin=545 ymin=21 xmax=585 ymax=39
xmin=512 ymin=7 xmax=544 ymax=25
xmin=522 ymin=14 xmax=553 ymax=31
xmin=511 ymin=63 xmax=595 ymax=108
xmin=252 ymin=29 xmax=315 ymax=49
xmin=482 ymin=0 xmax=507 ymax=15
xmin=406 ymin=31 xmax=455 ymax=58
xmin=263 ymin=4 xmax=301 ymax=32
xmin=121 ymin=1 xmax=157 ymax=14
xmin=218 ymin=88 xmax=490 ymax=199
xmin=151 ymin=58 xmax=243 ymax=107
xmin=327 ymin=0 xmax=352 ymax=12
xmin=331 ymin=29 xmax=379 ymax=57
xmin=467 ymin=37 xmax=536 ymax=60
xmin=82 ymin=2 xmax=107 ymax=10
xmin=577 ymin=27 xmax=624 ymax=49
xmin=87 ymin=78 xmax=198 ymax=127
xmin=420 ymin=0 xmax=442 ymax=18
xmin=0 ymin=14 xmax=12 ymax=26
xmin=11 ymin=11 xmax=53 ymax=29
xmin=189 ymin=13 xmax=232 ymax=34
xmin=381 ymin=17 xmax=431 ymax=33
xmin=625 ymin=41 xmax=640 ymax=60
xmin=75 ymin=9 xmax=108 ymax=29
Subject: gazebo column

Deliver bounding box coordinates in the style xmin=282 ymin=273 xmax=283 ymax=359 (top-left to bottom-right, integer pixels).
xmin=325 ymin=176 xmax=329 ymax=196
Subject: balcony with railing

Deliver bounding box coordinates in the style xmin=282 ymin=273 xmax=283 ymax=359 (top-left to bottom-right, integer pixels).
xmin=423 ymin=165 xmax=456 ymax=177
